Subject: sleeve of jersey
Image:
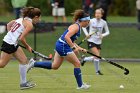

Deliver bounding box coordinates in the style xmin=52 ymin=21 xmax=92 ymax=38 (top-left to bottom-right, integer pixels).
xmin=102 ymin=21 xmax=110 ymax=37
xmin=82 ymin=27 xmax=89 ymax=36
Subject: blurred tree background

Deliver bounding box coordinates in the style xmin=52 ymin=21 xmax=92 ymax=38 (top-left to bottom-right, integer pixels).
xmin=0 ymin=0 xmax=136 ymax=16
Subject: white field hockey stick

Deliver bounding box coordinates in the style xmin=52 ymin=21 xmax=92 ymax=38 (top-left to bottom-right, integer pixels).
xmin=19 ymin=45 xmax=52 ymax=60
xmin=78 ymin=31 xmax=97 ymax=45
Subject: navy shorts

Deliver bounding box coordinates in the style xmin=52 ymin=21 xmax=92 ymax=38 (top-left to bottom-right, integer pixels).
xmin=87 ymin=41 xmax=101 ymax=50
xmin=0 ymin=41 xmax=19 ymax=54
xmin=55 ymin=40 xmax=73 ymax=56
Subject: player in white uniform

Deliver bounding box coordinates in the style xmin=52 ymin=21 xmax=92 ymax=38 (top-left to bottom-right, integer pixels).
xmin=0 ymin=7 xmax=41 ymax=89
xmin=81 ymin=8 xmax=110 ymax=75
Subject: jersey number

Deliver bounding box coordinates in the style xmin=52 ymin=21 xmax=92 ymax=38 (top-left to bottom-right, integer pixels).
xmin=11 ymin=22 xmax=21 ymax=32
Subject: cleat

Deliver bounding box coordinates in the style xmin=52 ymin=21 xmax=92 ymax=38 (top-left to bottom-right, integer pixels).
xmin=96 ymin=71 xmax=103 ymax=75
xmin=27 ymin=58 xmax=35 ymax=73
xmin=20 ymin=81 xmax=36 ymax=90
xmin=76 ymin=83 xmax=91 ymax=89
xmin=80 ymin=55 xmax=86 ymax=66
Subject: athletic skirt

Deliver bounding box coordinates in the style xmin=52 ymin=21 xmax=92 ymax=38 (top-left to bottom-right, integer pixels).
xmin=87 ymin=41 xmax=101 ymax=50
xmin=0 ymin=41 xmax=19 ymax=54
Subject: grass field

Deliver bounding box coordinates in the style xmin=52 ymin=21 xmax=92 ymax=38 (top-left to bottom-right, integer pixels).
xmin=0 ymin=16 xmax=137 ymax=23
xmin=0 ymin=26 xmax=140 ymax=58
xmin=0 ymin=61 xmax=139 ymax=93
xmin=0 ymin=16 xmax=140 ymax=93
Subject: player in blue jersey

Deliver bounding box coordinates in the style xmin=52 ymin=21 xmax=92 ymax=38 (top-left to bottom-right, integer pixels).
xmin=27 ymin=9 xmax=91 ymax=89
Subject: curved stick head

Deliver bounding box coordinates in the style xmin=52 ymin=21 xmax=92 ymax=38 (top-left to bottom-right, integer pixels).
xmin=124 ymin=68 xmax=129 ymax=75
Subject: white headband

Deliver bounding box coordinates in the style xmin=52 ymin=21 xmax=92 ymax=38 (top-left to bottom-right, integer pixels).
xmin=79 ymin=16 xmax=90 ymax=21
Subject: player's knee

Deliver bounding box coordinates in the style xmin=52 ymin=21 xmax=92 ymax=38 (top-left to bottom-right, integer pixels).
xmin=0 ymin=64 xmax=6 ymax=68
xmin=52 ymin=63 xmax=61 ymax=70
xmin=52 ymin=65 xmax=59 ymax=70
xmin=52 ymin=66 xmax=59 ymax=70
xmin=74 ymin=61 xmax=81 ymax=67
xmin=20 ymin=59 xmax=28 ymax=65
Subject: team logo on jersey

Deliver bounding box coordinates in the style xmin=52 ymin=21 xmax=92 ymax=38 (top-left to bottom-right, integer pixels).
xmin=89 ymin=44 xmax=92 ymax=47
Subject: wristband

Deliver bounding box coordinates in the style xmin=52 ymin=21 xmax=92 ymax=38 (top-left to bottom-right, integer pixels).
xmin=71 ymin=45 xmax=76 ymax=50
xmin=72 ymin=47 xmax=76 ymax=50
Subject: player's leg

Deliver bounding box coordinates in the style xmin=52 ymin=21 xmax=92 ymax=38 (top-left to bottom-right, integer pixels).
xmin=91 ymin=47 xmax=103 ymax=75
xmin=0 ymin=41 xmax=13 ymax=68
xmin=0 ymin=51 xmax=12 ymax=68
xmin=27 ymin=51 xmax=64 ymax=72
xmin=54 ymin=16 xmax=58 ymax=23
xmin=65 ymin=53 xmax=90 ymax=89
xmin=14 ymin=47 xmax=28 ymax=84
xmin=81 ymin=55 xmax=94 ymax=62
xmin=58 ymin=8 xmax=67 ymax=22
xmin=80 ymin=42 xmax=94 ymax=66
xmin=52 ymin=7 xmax=58 ymax=23
xmin=14 ymin=47 xmax=35 ymax=89
xmin=51 ymin=52 xmax=64 ymax=69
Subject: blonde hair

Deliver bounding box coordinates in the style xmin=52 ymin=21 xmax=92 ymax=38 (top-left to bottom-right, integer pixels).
xmin=96 ymin=8 xmax=104 ymax=15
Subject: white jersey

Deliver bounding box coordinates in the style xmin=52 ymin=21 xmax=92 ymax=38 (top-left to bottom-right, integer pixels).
xmin=3 ymin=18 xmax=25 ymax=45
xmin=82 ymin=18 xmax=110 ymax=44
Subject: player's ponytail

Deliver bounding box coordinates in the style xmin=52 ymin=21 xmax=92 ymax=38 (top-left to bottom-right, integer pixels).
xmin=72 ymin=9 xmax=89 ymax=22
xmin=22 ymin=7 xmax=41 ymax=19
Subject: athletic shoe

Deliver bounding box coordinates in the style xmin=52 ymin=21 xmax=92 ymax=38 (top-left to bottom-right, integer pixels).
xmin=80 ymin=55 xmax=86 ymax=66
xmin=96 ymin=70 xmax=103 ymax=75
xmin=20 ymin=81 xmax=36 ymax=90
xmin=27 ymin=58 xmax=35 ymax=73
xmin=76 ymin=83 xmax=91 ymax=89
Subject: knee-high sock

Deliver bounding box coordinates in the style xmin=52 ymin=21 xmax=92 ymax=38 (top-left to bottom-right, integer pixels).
xmin=74 ymin=68 xmax=83 ymax=87
xmin=93 ymin=58 xmax=100 ymax=72
xmin=19 ymin=64 xmax=27 ymax=84
xmin=34 ymin=62 xmax=52 ymax=69
xmin=84 ymin=56 xmax=94 ymax=62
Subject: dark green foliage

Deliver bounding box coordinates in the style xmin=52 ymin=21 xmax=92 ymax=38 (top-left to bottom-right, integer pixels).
xmin=27 ymin=0 xmax=52 ymax=16
xmin=1 ymin=0 xmax=137 ymax=16
xmin=111 ymin=0 xmax=136 ymax=16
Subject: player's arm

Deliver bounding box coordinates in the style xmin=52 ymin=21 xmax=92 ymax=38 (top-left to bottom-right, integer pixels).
xmin=82 ymin=27 xmax=94 ymax=39
xmin=89 ymin=0 xmax=95 ymax=8
xmin=19 ymin=20 xmax=33 ymax=52
xmin=82 ymin=20 xmax=93 ymax=39
xmin=65 ymin=24 xmax=78 ymax=48
xmin=74 ymin=43 xmax=87 ymax=53
xmin=102 ymin=21 xmax=110 ymax=37
xmin=82 ymin=27 xmax=89 ymax=36
xmin=7 ymin=20 xmax=15 ymax=31
xmin=65 ymin=24 xmax=87 ymax=53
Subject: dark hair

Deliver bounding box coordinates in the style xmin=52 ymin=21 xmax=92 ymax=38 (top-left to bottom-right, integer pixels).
xmin=71 ymin=9 xmax=89 ymax=22
xmin=22 ymin=7 xmax=41 ymax=19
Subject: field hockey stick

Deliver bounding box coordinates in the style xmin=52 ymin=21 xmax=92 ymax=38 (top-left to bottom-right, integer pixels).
xmin=19 ymin=45 xmax=52 ymax=60
xmin=86 ymin=51 xmax=129 ymax=75
xmin=78 ymin=31 xmax=97 ymax=46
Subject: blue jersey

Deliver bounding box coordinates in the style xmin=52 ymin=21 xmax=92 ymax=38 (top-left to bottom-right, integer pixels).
xmin=55 ymin=23 xmax=81 ymax=56
xmin=60 ymin=23 xmax=81 ymax=43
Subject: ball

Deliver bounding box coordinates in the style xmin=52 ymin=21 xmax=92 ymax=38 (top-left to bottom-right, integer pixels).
xmin=119 ymin=85 xmax=124 ymax=89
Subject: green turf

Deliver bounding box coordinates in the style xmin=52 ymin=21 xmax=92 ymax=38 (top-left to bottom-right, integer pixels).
xmin=0 ymin=61 xmax=139 ymax=93
xmin=0 ymin=16 xmax=137 ymax=23
xmin=107 ymin=16 xmax=137 ymax=23
xmin=0 ymin=27 xmax=140 ymax=58
xmin=101 ymin=27 xmax=140 ymax=58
